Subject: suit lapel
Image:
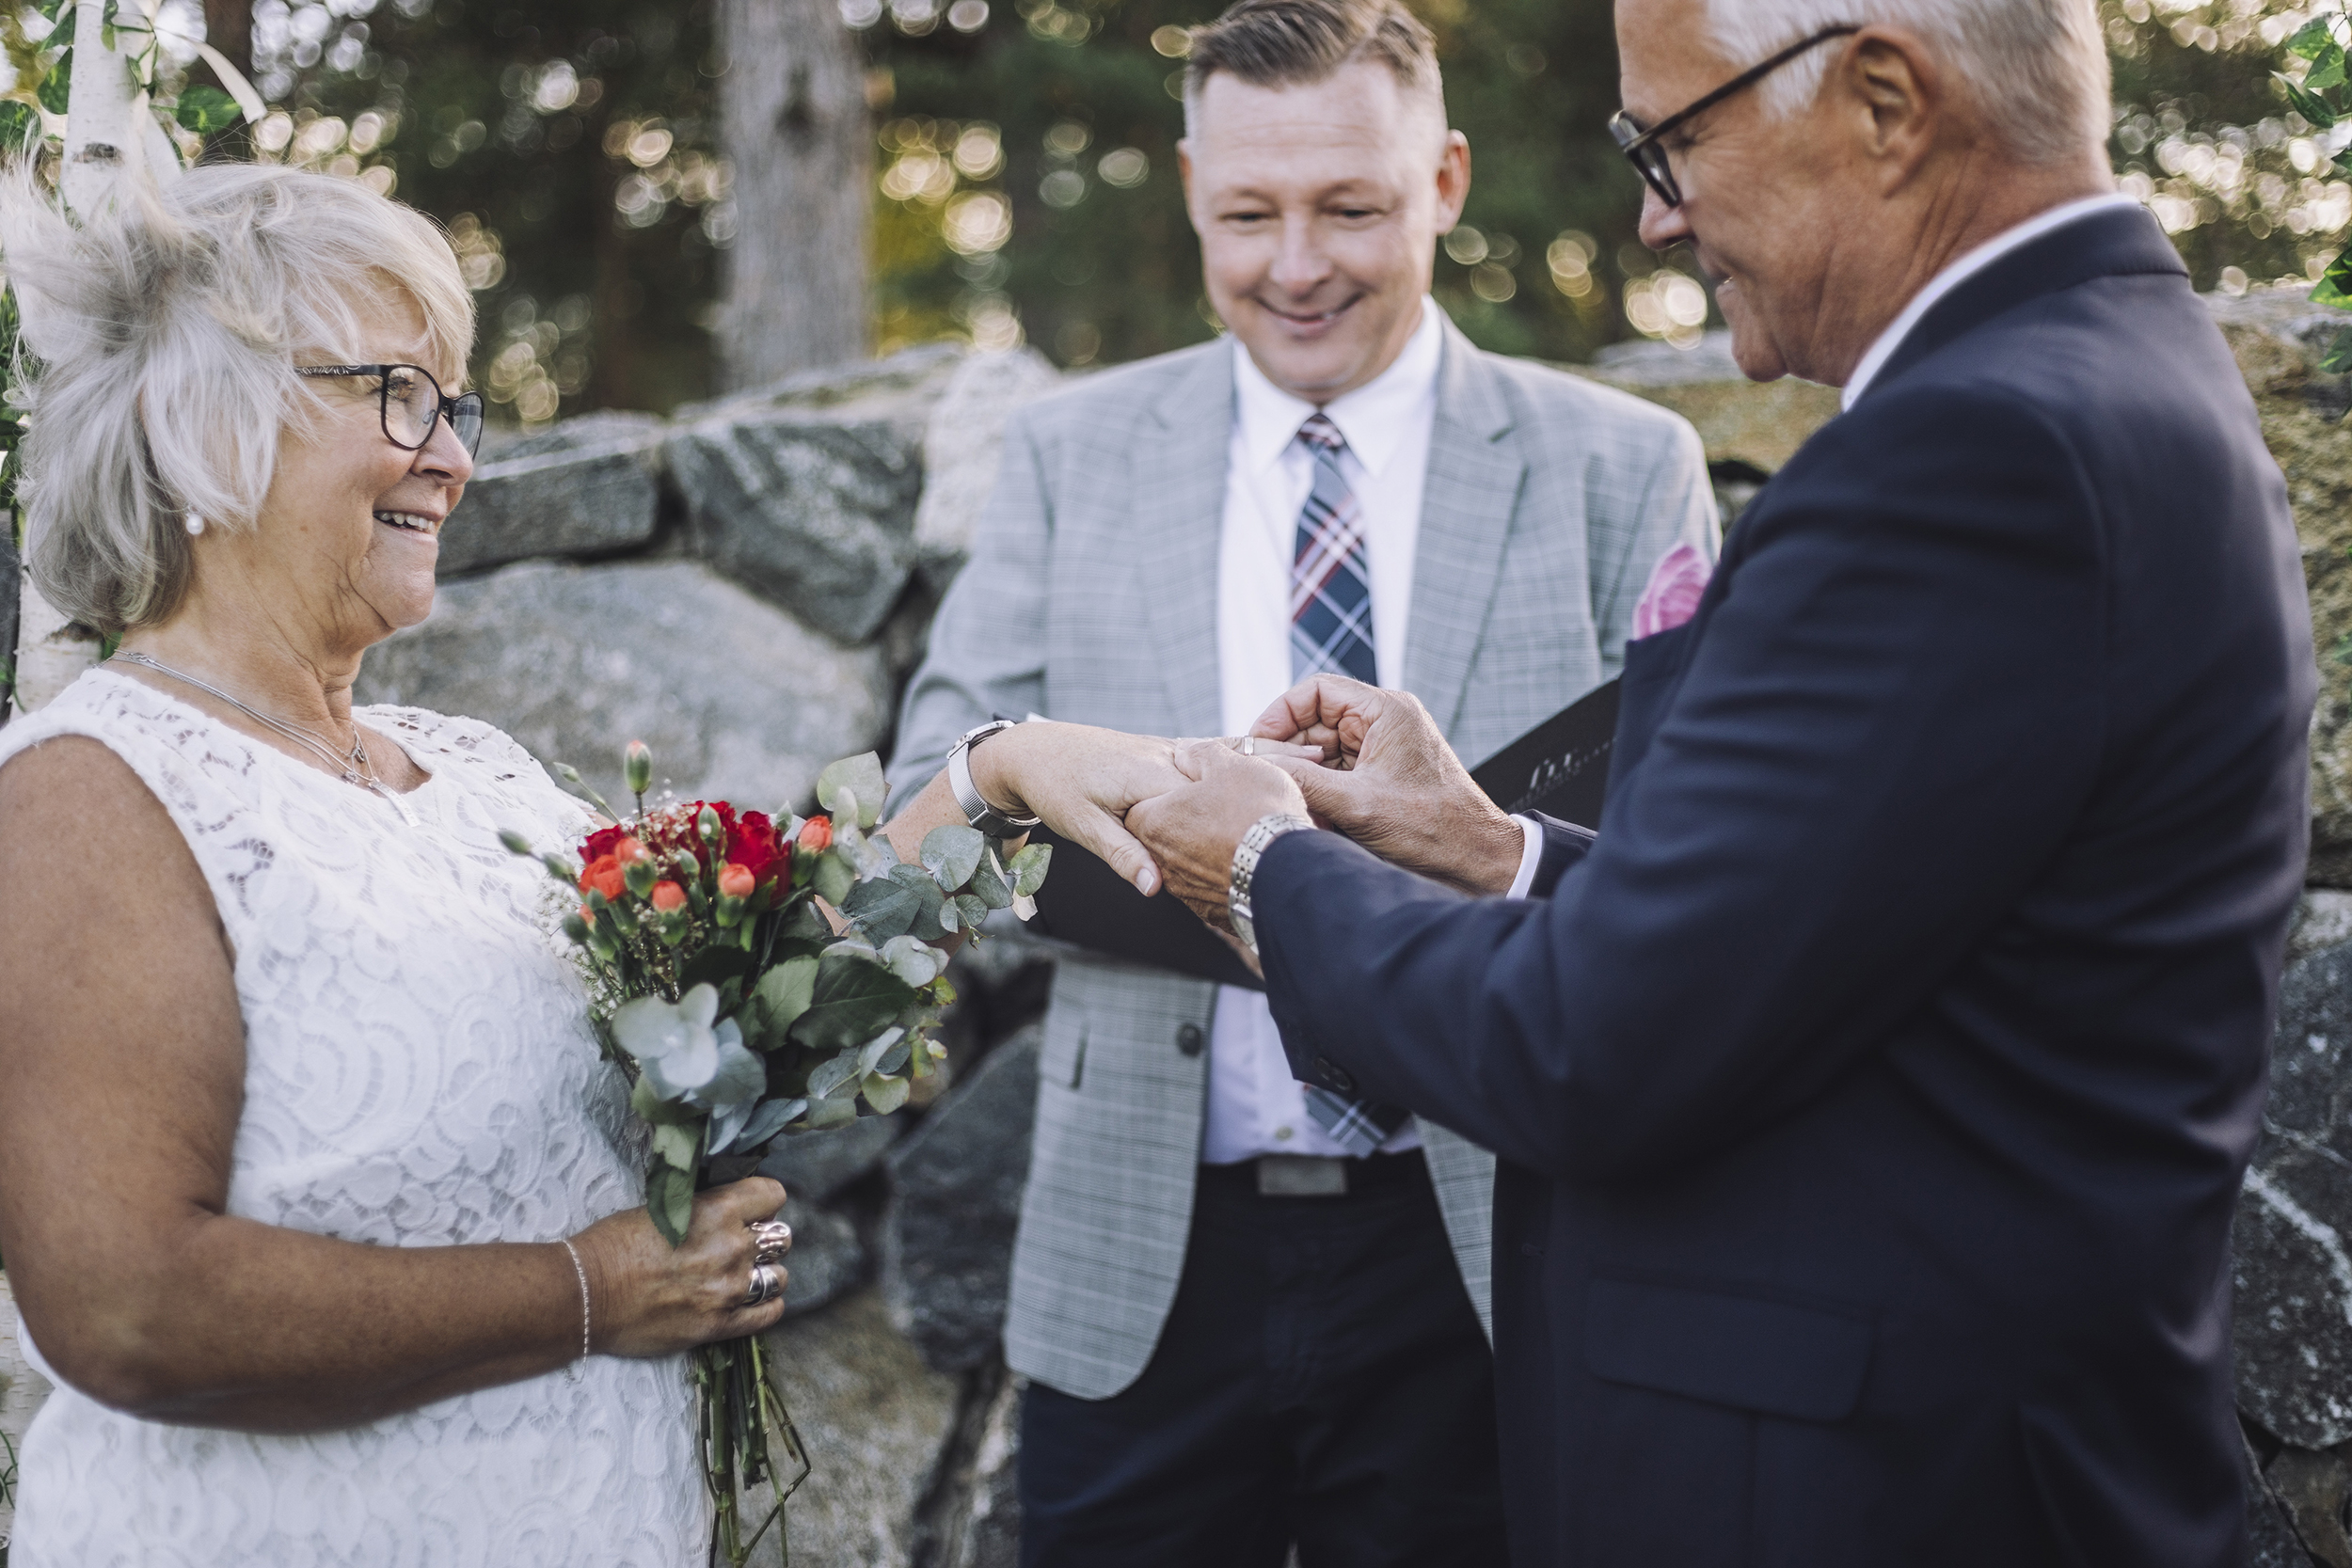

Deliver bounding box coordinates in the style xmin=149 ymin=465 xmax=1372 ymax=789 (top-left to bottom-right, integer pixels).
xmin=1134 ymin=341 xmax=1235 ymax=738
xmin=1406 ymin=322 xmax=1527 ymax=740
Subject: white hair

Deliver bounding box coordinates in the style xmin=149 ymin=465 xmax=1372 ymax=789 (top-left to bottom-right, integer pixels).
xmin=1706 ymin=0 xmax=2110 ymax=166
xmin=0 ymin=164 xmax=474 ymax=634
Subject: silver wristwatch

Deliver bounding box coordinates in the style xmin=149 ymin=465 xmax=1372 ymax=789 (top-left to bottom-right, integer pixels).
xmin=946 ymin=720 xmax=1043 ymax=839
xmin=1229 ymin=813 xmax=1316 ymax=957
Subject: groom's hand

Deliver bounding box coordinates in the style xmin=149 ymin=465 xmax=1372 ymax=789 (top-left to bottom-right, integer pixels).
xmin=1127 ymin=742 xmax=1312 ymax=932
xmin=1250 ymin=674 xmax=1525 ymax=897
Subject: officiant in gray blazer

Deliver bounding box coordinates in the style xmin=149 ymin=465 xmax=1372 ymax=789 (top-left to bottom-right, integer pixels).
xmin=886 ymin=2 xmax=1716 ymax=1562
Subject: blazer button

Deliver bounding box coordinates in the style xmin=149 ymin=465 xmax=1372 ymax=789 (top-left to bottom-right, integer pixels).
xmin=1313 ymin=1057 xmax=1357 ymax=1096
xmin=1175 ymin=1023 xmax=1205 ymax=1057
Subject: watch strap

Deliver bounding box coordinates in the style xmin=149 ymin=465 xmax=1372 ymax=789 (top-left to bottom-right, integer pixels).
xmin=947 ymin=721 xmax=1042 ymax=838
xmin=1230 ymin=813 xmax=1316 ymax=957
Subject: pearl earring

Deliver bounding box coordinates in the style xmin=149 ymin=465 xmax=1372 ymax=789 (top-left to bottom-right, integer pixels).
xmin=184 ymin=511 xmax=204 ymax=536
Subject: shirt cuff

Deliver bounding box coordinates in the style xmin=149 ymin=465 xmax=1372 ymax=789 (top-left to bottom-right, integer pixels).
xmin=1505 ymin=814 xmax=1545 ymax=899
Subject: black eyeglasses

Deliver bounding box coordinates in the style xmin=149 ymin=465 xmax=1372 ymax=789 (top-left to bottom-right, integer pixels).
xmin=296 ymin=362 xmax=485 ymax=457
xmin=1609 ymin=25 xmax=1861 ymax=208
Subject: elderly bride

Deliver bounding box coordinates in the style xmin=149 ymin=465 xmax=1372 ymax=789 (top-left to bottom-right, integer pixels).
xmin=0 ymin=166 xmax=795 ymax=1563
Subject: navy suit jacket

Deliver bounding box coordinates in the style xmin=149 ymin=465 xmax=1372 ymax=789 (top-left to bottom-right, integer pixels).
xmin=1256 ymin=208 xmax=2316 ymax=1567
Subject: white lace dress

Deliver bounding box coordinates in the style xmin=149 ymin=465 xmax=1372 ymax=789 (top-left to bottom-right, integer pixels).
xmin=0 ymin=668 xmax=708 ymax=1567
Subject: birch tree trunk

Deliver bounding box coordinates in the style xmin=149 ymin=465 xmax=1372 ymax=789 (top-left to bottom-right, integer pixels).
xmin=715 ymin=0 xmax=871 ymax=390
xmin=8 ymin=0 xmax=168 ymax=717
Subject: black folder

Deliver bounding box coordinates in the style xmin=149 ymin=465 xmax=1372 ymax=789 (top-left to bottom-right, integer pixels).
xmin=1023 ymin=678 xmax=1621 ymax=990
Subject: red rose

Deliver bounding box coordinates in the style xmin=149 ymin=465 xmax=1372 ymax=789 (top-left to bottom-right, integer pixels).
xmin=718 ymin=863 xmax=756 ymax=900
xmin=650 ymin=880 xmax=687 ymax=913
xmin=798 ymin=816 xmax=833 ymax=854
xmin=580 ymin=825 xmax=624 ymax=864
xmin=725 ymin=810 xmax=787 ymax=890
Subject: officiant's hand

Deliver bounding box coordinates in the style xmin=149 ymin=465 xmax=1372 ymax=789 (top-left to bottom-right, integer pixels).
xmin=1250 ymin=674 xmax=1525 ymax=897
xmin=1127 ymin=742 xmax=1313 ymax=932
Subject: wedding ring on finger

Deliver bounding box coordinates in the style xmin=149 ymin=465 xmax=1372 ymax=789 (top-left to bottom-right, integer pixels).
xmin=1241 ymin=736 xmax=1258 ymax=757
xmin=750 ymin=1219 xmax=793 ymax=1264
xmin=743 ymin=1262 xmax=785 ymax=1308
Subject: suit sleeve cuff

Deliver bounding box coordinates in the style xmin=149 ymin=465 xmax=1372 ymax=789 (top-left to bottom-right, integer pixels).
xmin=1506 ymin=815 xmax=1546 ymax=899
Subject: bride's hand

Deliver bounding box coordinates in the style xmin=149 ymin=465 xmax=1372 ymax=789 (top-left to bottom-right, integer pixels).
xmin=962 ymin=721 xmax=1198 ymax=895
xmin=570 ymin=1178 xmax=789 ymax=1357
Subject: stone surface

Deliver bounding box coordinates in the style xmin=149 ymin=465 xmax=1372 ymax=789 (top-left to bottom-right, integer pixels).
xmin=2235 ymin=940 xmax=2352 ymax=1449
xmin=2294 ymin=891 xmax=2352 ymax=969
xmin=777 ymin=1202 xmax=868 ymax=1322
xmin=1 ymin=1273 xmax=53 ymax=1552
xmin=436 ymin=424 xmax=665 ymax=579
xmin=2206 ymin=288 xmax=2352 ymax=885
xmin=761 ymin=1115 xmax=901 ymax=1207
xmin=2248 ymin=1430 xmax=2322 ymax=1568
xmin=2271 ymin=1445 xmax=2352 ymax=1568
xmin=1578 ymin=329 xmax=1842 ymax=476
xmin=912 ymin=348 xmax=1060 ymax=591
xmin=882 ymin=1024 xmax=1041 ymax=1373
xmin=940 ymin=1370 xmax=1022 ymax=1568
xmin=668 ymin=346 xmax=961 ymax=646
xmin=755 ymin=1287 xmax=960 ymax=1568
xmin=354 ymin=558 xmax=892 ymax=815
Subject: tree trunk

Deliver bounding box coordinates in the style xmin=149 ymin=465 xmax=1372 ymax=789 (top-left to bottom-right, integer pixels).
xmin=715 ymin=0 xmax=871 ymax=390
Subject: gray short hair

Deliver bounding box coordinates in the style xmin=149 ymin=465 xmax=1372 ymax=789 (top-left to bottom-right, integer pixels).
xmin=1182 ymin=0 xmax=1445 ymax=141
xmin=1 ymin=165 xmax=474 ymax=634
xmin=1706 ymin=0 xmax=2109 ymax=166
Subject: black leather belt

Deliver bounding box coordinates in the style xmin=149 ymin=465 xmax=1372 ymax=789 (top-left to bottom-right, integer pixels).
xmin=1199 ymin=1148 xmax=1429 ymax=1199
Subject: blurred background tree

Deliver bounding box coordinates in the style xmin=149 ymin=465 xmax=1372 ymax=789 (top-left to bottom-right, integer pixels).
xmin=14 ymin=0 xmax=2333 ymax=427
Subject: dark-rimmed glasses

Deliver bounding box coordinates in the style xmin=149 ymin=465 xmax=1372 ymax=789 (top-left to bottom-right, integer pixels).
xmin=297 ymin=362 xmax=485 ymax=457
xmin=1609 ymin=24 xmax=1861 ymax=208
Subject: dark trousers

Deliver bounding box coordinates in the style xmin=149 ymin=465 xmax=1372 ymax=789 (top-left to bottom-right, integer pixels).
xmin=1017 ymin=1149 xmax=1506 ymax=1568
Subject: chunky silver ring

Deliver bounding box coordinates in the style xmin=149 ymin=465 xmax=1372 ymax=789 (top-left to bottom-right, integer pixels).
xmin=751 ymin=1220 xmax=793 ymax=1263
xmin=743 ymin=1262 xmax=784 ymax=1307
xmin=1241 ymin=736 xmax=1257 ymax=757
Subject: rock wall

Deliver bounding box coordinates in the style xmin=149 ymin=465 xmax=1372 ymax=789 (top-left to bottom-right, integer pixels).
xmin=8 ymin=307 xmax=2352 ymax=1562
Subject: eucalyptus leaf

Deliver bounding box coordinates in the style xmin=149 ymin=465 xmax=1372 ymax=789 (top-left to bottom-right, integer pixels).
xmin=816 ymin=752 xmax=888 ymax=829
xmin=861 ymin=1071 xmax=911 ymax=1116
xmin=811 ymin=850 xmax=855 ymax=908
xmin=955 ymin=893 xmax=991 ymax=932
xmin=701 ymin=1030 xmax=766 ymax=1110
xmin=649 ymin=1164 xmax=694 ymax=1245
xmin=879 ymin=934 xmax=945 ymax=988
xmin=921 ymin=824 xmax=985 ymax=891
xmin=653 ymin=1120 xmax=700 ymax=1172
xmin=725 ymin=1097 xmax=799 ymax=1154
xmin=857 ymin=1026 xmax=907 ymax=1077
xmin=630 ymin=1072 xmax=697 ymax=1125
xmin=842 ymin=870 xmax=924 ymax=943
xmin=875 ymin=1035 xmax=913 ymax=1076
xmin=969 ymin=849 xmax=1014 ymax=911
xmin=939 ymin=899 xmax=962 ymax=933
xmin=707 ymin=1097 xmax=754 ymax=1156
xmin=1009 ymin=842 xmax=1054 ymax=897
xmin=803 ymin=1098 xmax=858 ymax=1129
xmin=805 ymin=1049 xmax=864 ymax=1101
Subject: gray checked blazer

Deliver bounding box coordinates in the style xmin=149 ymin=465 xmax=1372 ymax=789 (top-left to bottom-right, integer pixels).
xmin=887 ymin=317 xmax=1718 ymax=1400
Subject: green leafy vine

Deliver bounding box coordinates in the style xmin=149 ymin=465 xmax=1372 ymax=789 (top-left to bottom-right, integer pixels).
xmin=2280 ymin=12 xmax=2352 ymax=364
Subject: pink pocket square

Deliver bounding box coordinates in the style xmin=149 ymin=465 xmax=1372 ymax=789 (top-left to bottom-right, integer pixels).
xmin=1632 ymin=542 xmax=1710 ymax=641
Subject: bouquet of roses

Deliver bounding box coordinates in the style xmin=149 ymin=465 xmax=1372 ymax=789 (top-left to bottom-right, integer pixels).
xmin=503 ymin=740 xmax=1050 ymax=1566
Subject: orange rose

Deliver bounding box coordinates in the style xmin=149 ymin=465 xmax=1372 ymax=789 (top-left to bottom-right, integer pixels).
xmin=718 ymin=863 xmax=756 ymax=900
xmin=580 ymin=854 xmax=626 ymax=901
xmin=650 ymin=880 xmax=687 ymax=913
xmin=613 ymin=835 xmax=650 ymax=864
xmin=797 ymin=816 xmax=833 ymax=854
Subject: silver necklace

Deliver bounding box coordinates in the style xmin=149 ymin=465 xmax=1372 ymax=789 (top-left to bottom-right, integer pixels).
xmin=111 ymin=649 xmax=418 ymax=827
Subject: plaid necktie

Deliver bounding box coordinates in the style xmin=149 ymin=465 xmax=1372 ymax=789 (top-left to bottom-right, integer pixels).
xmin=1287 ymin=412 xmax=1409 ymax=1156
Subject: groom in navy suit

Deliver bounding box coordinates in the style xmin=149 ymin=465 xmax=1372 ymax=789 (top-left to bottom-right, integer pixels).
xmin=1125 ymin=1 xmax=2317 ymax=1564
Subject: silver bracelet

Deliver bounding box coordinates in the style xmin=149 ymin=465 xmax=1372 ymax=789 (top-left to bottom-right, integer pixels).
xmin=558 ymin=1238 xmax=592 ymax=1382
xmin=1230 ymin=813 xmax=1316 ymax=958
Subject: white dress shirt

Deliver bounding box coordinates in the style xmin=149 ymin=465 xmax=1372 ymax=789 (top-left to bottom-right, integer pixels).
xmin=1202 ymin=296 xmax=1444 ymax=1164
